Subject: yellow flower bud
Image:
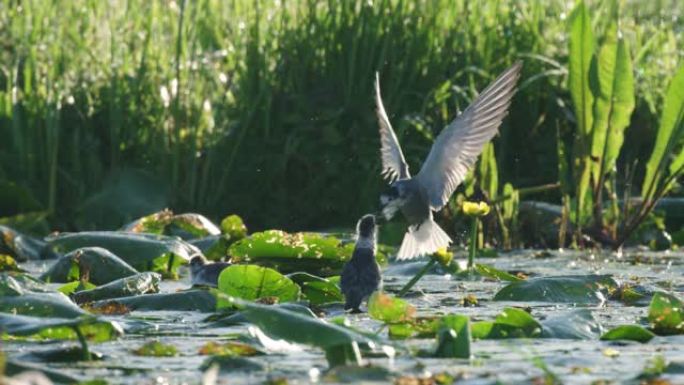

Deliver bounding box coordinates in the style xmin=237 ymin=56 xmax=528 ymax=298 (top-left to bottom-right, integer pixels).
xmin=431 ymin=247 xmax=453 ymax=267
xmin=462 ymin=201 xmax=490 ymax=217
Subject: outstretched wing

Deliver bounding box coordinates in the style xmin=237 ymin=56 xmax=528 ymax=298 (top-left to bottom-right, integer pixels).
xmin=375 ymin=72 xmax=410 ymax=183
xmin=415 ymin=62 xmax=522 ymax=210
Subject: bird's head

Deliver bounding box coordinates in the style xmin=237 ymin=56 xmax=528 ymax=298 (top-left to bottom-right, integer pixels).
xmin=189 ymin=255 xmax=207 ymax=274
xmin=357 ymin=214 xmax=376 ymax=239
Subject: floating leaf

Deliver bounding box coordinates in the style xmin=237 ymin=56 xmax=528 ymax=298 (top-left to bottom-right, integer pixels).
xmin=198 ymin=341 xmax=262 ymax=357
xmin=41 ymin=247 xmax=138 ymax=285
xmin=1 ymin=274 xmax=87 ymax=318
xmin=475 ymin=263 xmax=523 ymax=282
xmin=200 ymin=356 xmax=264 ymax=373
xmin=58 ymin=280 xmax=97 ymax=295
xmin=216 ymin=265 xmax=300 ymax=307
xmin=189 ymin=235 xmax=232 ymax=261
xmin=493 ymin=275 xmax=618 ymax=304
xmin=0 ymin=254 xmax=21 ymax=272
xmin=433 ymin=314 xmax=470 ymax=358
xmin=648 ymin=292 xmax=684 ymax=335
xmin=368 ymin=292 xmax=416 ymax=323
xmin=133 ymin=341 xmax=178 ymax=357
xmin=0 ymin=313 xmax=122 ymax=342
xmin=287 ymin=272 xmax=343 ymax=305
xmin=601 ymin=325 xmax=655 ymax=343
xmin=221 ymin=214 xmax=248 ymax=239
xmin=473 ymin=308 xmax=542 ymax=339
xmin=540 ymin=309 xmax=602 ymax=339
xmin=47 ymin=231 xmax=197 ymax=273
xmin=0 ymin=225 xmax=51 ymax=261
xmin=92 ymin=290 xmax=216 ymax=312
xmin=229 ymin=230 xmax=358 ymax=275
xmin=73 ymin=272 xmax=161 ymax=303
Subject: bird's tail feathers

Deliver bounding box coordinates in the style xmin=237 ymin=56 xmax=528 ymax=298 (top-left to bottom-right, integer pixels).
xmin=396 ymin=219 xmax=452 ymax=260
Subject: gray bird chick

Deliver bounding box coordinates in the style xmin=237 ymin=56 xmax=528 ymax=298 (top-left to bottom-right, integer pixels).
xmin=189 ymin=255 xmax=231 ymax=287
xmin=375 ymin=62 xmax=522 ymax=260
xmin=340 ymin=214 xmax=382 ymax=313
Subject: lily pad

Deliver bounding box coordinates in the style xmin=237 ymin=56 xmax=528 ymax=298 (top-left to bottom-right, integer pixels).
xmin=216 ymin=265 xmax=300 ymax=307
xmin=473 ymin=307 xmax=542 ymax=339
xmin=189 ymin=235 xmax=232 ymax=261
xmin=0 ymin=254 xmax=21 ymax=272
xmin=601 ymin=325 xmax=656 ymax=343
xmin=368 ymin=292 xmax=416 ymax=323
xmin=648 ymin=292 xmax=684 ymax=335
xmin=91 ymin=290 xmax=216 ymax=312
xmin=287 ymin=272 xmax=343 ymax=305
xmin=0 ymin=225 xmax=52 ymax=261
xmin=46 ymin=231 xmax=198 ymax=273
xmin=59 ymin=280 xmax=97 ymax=295
xmin=41 ymin=247 xmax=139 ymax=285
xmin=220 ymin=214 xmax=248 ymax=239
xmin=433 ymin=314 xmax=470 ymax=358
xmin=1 ymin=274 xmax=87 ymax=317
xmin=493 ymin=275 xmax=618 ymax=304
xmin=228 ymin=230 xmax=355 ymax=276
xmin=475 ymin=263 xmax=523 ymax=282
xmin=133 ymin=341 xmax=178 ymax=356
xmin=73 ymin=272 xmax=161 ymax=303
xmin=540 ymin=309 xmax=603 ymax=339
xmin=0 ymin=313 xmax=122 ymax=342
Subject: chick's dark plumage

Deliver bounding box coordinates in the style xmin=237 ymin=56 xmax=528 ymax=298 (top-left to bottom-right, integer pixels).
xmin=189 ymin=255 xmax=231 ymax=287
xmin=340 ymin=214 xmax=381 ymax=312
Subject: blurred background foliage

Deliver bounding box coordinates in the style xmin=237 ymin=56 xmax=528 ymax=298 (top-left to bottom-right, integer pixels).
xmin=0 ymin=0 xmax=682 ymax=243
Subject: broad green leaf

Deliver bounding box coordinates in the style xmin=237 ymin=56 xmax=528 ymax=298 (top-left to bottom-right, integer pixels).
xmin=590 ymin=22 xmax=635 ymax=185
xmin=0 ymin=313 xmax=122 ymax=342
xmin=475 ymin=263 xmax=523 ymax=282
xmin=216 ymin=265 xmax=300 ymax=307
xmin=433 ymin=314 xmax=470 ymax=358
xmin=228 ymin=230 xmax=356 ymax=276
xmin=73 ymin=272 xmax=161 ymax=303
xmin=92 ymin=290 xmax=216 ymax=312
xmin=133 ymin=341 xmax=178 ymax=357
xmin=475 ymin=308 xmax=542 ymax=339
xmin=540 ymin=309 xmax=602 ymax=339
xmin=220 ymin=214 xmax=248 ymax=239
xmin=1 ymin=274 xmax=87 ymax=317
xmin=41 ymin=247 xmax=138 ymax=285
xmin=47 ymin=231 xmax=197 ymax=273
xmin=222 ymin=297 xmax=387 ymax=367
xmin=648 ymin=292 xmax=684 ymax=335
xmin=0 ymin=225 xmax=51 ymax=261
xmin=287 ymin=272 xmax=343 ymax=305
xmin=493 ymin=275 xmax=618 ymax=304
xmin=189 ymin=235 xmax=232 ymax=261
xmin=643 ymin=65 xmax=684 ymax=199
xmin=568 ymin=1 xmax=596 ymax=223
xmin=123 ymin=211 xmax=221 ymax=240
xmin=601 ymin=325 xmax=655 ymax=343
xmin=0 ymin=273 xmax=52 ymax=296
xmin=58 ymin=280 xmax=97 ymax=295
xmin=368 ymin=292 xmax=416 ymax=323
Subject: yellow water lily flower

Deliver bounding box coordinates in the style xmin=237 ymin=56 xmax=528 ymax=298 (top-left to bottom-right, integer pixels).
xmin=431 ymin=247 xmax=453 ymax=267
xmin=462 ymin=201 xmax=490 ymax=217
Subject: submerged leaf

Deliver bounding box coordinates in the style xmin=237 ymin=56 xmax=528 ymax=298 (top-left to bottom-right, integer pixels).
xmin=41 ymin=247 xmax=138 ymax=285
xmin=133 ymin=341 xmax=178 ymax=357
xmin=198 ymin=341 xmax=262 ymax=357
xmin=493 ymin=275 xmax=618 ymax=304
xmin=475 ymin=263 xmax=523 ymax=282
xmin=601 ymin=325 xmax=655 ymax=343
xmin=0 ymin=313 xmax=122 ymax=342
xmin=648 ymin=292 xmax=684 ymax=335
xmin=368 ymin=292 xmax=416 ymax=323
xmin=216 ymin=265 xmax=300 ymax=307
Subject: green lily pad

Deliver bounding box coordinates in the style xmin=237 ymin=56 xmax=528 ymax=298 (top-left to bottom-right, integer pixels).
xmin=1 ymin=274 xmax=87 ymax=317
xmin=368 ymin=292 xmax=416 ymax=323
xmin=220 ymin=214 xmax=248 ymax=239
xmin=0 ymin=273 xmax=53 ymax=295
xmin=123 ymin=211 xmax=223 ymax=240
xmin=223 ymin=296 xmax=387 ymax=367
xmin=41 ymin=247 xmax=139 ymax=285
xmin=58 ymin=281 xmax=97 ymax=295
xmin=475 ymin=263 xmax=523 ymax=282
xmin=0 ymin=225 xmax=51 ymax=261
xmin=73 ymin=272 xmax=161 ymax=304
xmin=540 ymin=309 xmax=602 ymax=339
xmin=47 ymin=231 xmax=197 ymax=274
xmin=433 ymin=314 xmax=470 ymax=358
xmin=473 ymin=307 xmax=542 ymax=339
xmin=648 ymin=292 xmax=684 ymax=335
xmin=133 ymin=341 xmax=178 ymax=357
xmin=0 ymin=313 xmax=122 ymax=342
xmin=91 ymin=290 xmax=216 ymax=312
xmin=189 ymin=235 xmax=232 ymax=261
xmin=601 ymin=325 xmax=656 ymax=343
xmin=493 ymin=275 xmax=618 ymax=304
xmin=200 ymin=356 xmax=264 ymax=373
xmin=287 ymin=272 xmax=343 ymax=305
xmin=228 ymin=230 xmax=355 ymax=276
xmin=216 ymin=265 xmax=300 ymax=307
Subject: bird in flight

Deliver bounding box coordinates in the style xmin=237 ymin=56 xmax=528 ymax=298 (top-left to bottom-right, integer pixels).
xmin=376 ymin=62 xmax=522 ymax=260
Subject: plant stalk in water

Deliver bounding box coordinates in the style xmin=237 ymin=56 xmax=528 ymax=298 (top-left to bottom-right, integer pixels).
xmin=72 ymin=325 xmax=92 ymax=361
xmin=468 ymin=217 xmax=478 ymax=270
xmin=397 ymin=259 xmax=437 ymax=297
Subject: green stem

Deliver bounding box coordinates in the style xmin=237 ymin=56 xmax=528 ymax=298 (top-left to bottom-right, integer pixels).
xmin=397 ymin=259 xmax=437 ymax=297
xmin=73 ymin=325 xmax=91 ymax=361
xmin=468 ymin=217 xmax=478 ymax=270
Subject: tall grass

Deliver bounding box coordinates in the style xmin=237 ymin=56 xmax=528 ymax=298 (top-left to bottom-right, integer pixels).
xmin=0 ymin=0 xmax=681 ymax=236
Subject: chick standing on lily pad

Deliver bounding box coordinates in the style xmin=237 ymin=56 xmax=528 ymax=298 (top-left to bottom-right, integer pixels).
xmin=340 ymin=214 xmax=382 ymax=313
xmin=189 ymin=255 xmax=231 ymax=287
